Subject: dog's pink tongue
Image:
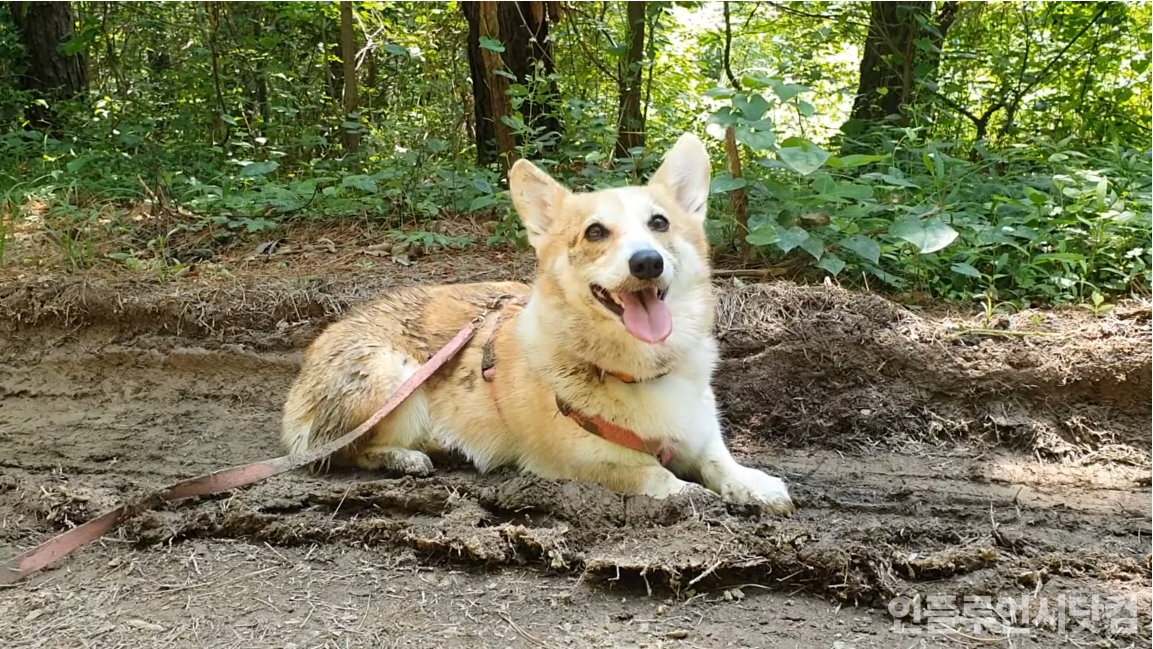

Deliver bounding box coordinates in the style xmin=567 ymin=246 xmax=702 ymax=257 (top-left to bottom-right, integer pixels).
xmin=619 ymin=288 xmax=672 ymax=343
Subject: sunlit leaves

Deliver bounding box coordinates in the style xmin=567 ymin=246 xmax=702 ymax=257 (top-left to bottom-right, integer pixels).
xmin=778 ymin=137 xmax=832 ymax=176
xmin=237 ymin=161 xmax=279 ymax=177
xmin=889 ymin=219 xmax=958 ymax=254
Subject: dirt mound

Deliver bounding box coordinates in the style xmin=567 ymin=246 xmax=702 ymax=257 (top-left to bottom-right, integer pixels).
xmin=3 ymin=463 xmax=1148 ymax=609
xmin=715 ymin=283 xmax=1151 ymax=461
xmin=3 ymin=271 xmax=1149 ymax=462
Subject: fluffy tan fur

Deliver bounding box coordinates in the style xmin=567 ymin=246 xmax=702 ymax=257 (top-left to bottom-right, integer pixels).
xmin=281 ymin=133 xmax=794 ymax=513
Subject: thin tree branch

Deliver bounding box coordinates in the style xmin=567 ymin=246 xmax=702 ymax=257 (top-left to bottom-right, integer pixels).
xmin=1018 ymin=3 xmax=1109 ymax=98
xmin=722 ymin=1 xmax=740 ymax=90
xmin=762 ymin=0 xmax=868 ymax=28
xmin=564 ymin=2 xmax=620 ymax=83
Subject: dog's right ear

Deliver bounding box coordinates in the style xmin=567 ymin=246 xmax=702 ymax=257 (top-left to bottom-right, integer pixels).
xmin=510 ymin=159 xmax=569 ymax=251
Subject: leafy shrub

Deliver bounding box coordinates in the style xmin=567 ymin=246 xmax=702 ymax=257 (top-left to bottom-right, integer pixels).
xmin=703 ymin=80 xmax=1151 ymax=305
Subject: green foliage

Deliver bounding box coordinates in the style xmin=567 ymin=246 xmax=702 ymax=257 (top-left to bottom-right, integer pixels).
xmin=716 ymin=84 xmax=1151 ymax=304
xmin=0 ymin=1 xmax=1148 ymax=307
xmin=931 ymin=2 xmax=1152 ymax=146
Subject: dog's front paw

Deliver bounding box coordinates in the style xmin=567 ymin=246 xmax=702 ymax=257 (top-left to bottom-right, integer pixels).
xmin=639 ymin=469 xmax=706 ymax=500
xmin=356 ymin=447 xmax=435 ymax=476
xmin=719 ymin=466 xmax=795 ymax=515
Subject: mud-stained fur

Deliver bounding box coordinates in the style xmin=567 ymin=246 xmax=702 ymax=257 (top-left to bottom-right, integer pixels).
xmin=282 ymin=133 xmax=794 ymax=513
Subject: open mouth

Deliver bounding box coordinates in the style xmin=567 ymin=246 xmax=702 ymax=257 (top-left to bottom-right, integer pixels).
xmin=590 ymin=284 xmax=672 ymax=344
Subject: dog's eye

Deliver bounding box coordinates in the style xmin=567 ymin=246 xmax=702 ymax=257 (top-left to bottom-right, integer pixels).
xmin=585 ymin=223 xmax=608 ymax=241
xmin=649 ymin=214 xmax=669 ymax=232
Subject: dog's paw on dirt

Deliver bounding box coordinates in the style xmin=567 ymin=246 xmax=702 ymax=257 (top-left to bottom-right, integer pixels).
xmin=717 ymin=466 xmax=795 ymax=516
xmin=356 ymin=448 xmax=435 ymax=476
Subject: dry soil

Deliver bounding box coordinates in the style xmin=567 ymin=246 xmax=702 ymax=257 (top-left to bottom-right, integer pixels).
xmin=0 ymin=242 xmax=1149 ymax=649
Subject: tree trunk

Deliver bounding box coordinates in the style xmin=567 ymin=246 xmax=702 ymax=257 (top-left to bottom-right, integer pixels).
xmin=462 ymin=1 xmax=561 ymax=165
xmin=850 ymin=1 xmax=930 ymax=124
xmin=721 ymin=1 xmax=750 ymax=260
xmin=477 ymin=1 xmax=518 ymax=173
xmin=321 ymin=13 xmax=343 ymax=110
xmin=365 ymin=49 xmax=377 ymax=110
xmin=462 ymin=2 xmax=495 ymax=165
xmin=339 ymin=1 xmax=359 ymax=152
xmin=8 ymin=1 xmax=88 ymax=130
xmin=615 ymin=1 xmax=646 ymax=159
xmin=502 ymin=2 xmax=562 ymax=146
xmin=724 ymin=125 xmax=751 ymax=261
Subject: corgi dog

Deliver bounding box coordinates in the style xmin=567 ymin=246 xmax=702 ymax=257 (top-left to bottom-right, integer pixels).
xmin=281 ymin=133 xmax=794 ymax=514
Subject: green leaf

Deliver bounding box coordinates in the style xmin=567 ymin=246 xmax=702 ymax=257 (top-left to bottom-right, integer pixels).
xmin=740 ymin=74 xmax=773 ymax=89
xmin=799 ymin=234 xmax=824 ymax=260
xmin=762 ymin=179 xmax=796 ymax=200
xmin=734 ymin=126 xmax=775 ymax=151
xmin=704 ymin=86 xmax=736 ymax=99
xmin=1035 ymin=252 xmax=1087 ymax=264
xmin=797 ymin=100 xmax=816 ymax=117
xmin=841 ymin=235 xmax=881 ymax=264
xmin=889 ymin=219 xmax=958 ymax=254
xmin=341 ymin=174 xmax=377 ymax=193
xmin=922 ymin=151 xmax=944 ymax=179
xmin=746 ymin=224 xmax=780 ymax=246
xmin=775 ymin=226 xmax=810 ymax=253
xmin=607 ymin=43 xmax=631 ymax=57
xmin=468 ymin=194 xmax=499 ymax=211
xmin=840 ymin=183 xmax=875 ymax=201
xmin=950 ymin=263 xmax=982 ymax=278
xmin=769 ymin=79 xmax=809 ymax=103
xmin=1024 ymin=186 xmax=1049 ymax=206
xmin=500 ymin=114 xmax=526 ymax=130
xmin=738 ymin=120 xmax=775 ymax=137
xmin=710 ymin=173 xmax=748 ymax=194
xmin=1095 ymin=177 xmax=1109 ymax=210
xmin=878 ymin=173 xmax=920 ymax=188
xmin=238 ymin=160 xmax=279 ymax=177
xmin=707 ymin=107 xmax=738 ymax=127
xmin=479 ymin=37 xmax=504 ymax=52
xmin=733 ymin=93 xmax=771 ymax=121
xmin=830 ymin=154 xmax=889 ymax=168
xmin=242 ymin=218 xmax=277 ymax=234
xmin=813 ymin=176 xmax=874 ymax=201
xmin=777 ymin=137 xmax=831 ymax=176
xmin=817 ymin=255 xmax=846 ymax=276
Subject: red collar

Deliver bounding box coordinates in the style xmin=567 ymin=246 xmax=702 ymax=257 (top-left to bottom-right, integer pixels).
xmin=555 ymin=396 xmax=675 ymax=466
xmin=479 ymin=297 xmax=674 ymax=466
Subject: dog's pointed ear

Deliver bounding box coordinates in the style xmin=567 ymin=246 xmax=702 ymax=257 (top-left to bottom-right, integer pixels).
xmin=649 ymin=132 xmax=711 ymax=220
xmin=510 ymin=159 xmax=569 ymax=250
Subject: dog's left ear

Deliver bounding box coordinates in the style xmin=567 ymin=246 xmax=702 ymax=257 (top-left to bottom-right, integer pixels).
xmin=510 ymin=159 xmax=569 ymax=251
xmin=649 ymin=132 xmax=711 ymax=220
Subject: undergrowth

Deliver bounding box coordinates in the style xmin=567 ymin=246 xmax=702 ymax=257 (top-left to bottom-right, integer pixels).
xmin=3 ymin=107 xmax=1148 ymax=310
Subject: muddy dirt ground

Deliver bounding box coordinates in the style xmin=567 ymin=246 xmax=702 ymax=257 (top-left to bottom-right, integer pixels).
xmin=0 ymin=239 xmax=1150 ymax=648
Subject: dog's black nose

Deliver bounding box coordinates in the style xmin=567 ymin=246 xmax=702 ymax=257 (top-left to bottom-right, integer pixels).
xmin=628 ymin=249 xmax=664 ymax=279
